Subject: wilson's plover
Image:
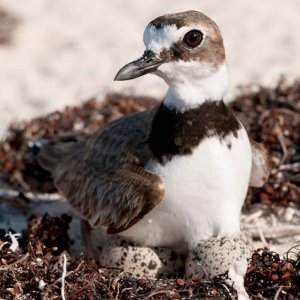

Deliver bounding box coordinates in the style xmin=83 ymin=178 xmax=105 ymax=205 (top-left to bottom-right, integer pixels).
xmin=38 ymin=11 xmax=269 ymax=256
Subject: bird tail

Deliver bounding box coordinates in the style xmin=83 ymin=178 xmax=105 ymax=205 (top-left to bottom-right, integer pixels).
xmin=37 ymin=142 xmax=62 ymax=173
xmin=36 ymin=138 xmax=82 ymax=173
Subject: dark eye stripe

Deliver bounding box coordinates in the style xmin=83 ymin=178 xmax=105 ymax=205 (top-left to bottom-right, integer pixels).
xmin=183 ymin=30 xmax=203 ymax=48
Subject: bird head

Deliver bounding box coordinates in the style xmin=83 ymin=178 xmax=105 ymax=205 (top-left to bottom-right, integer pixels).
xmin=115 ymin=11 xmax=228 ymax=108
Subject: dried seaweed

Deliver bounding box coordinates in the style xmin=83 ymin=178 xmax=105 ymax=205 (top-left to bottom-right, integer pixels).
xmin=230 ymin=78 xmax=300 ymax=206
xmin=244 ymin=247 xmax=300 ymax=299
xmin=0 ymin=215 xmax=236 ymax=300
xmin=1 ymin=215 xmax=300 ymax=299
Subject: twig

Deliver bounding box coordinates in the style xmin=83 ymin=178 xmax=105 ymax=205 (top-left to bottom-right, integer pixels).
xmin=0 ymin=187 xmax=63 ymax=202
xmin=120 ymin=287 xmax=134 ymax=297
xmin=245 ymin=224 xmax=300 ymax=238
xmin=220 ymin=283 xmax=232 ymax=297
xmin=0 ymin=241 xmax=9 ymax=250
xmin=276 ymin=129 xmax=289 ymax=164
xmin=0 ymin=253 xmax=29 ymax=271
xmin=274 ymin=286 xmax=283 ymax=300
xmin=178 ymin=289 xmax=193 ymax=297
xmin=283 ymin=244 xmax=300 ymax=260
xmin=279 ymin=162 xmax=300 ymax=171
xmin=94 ymin=280 xmax=115 ymax=300
xmin=243 ymin=210 xmax=263 ymax=223
xmin=197 ymin=262 xmax=210 ymax=279
xmin=256 ymin=225 xmax=268 ymax=248
xmin=61 ymin=253 xmax=67 ymax=300
xmin=274 ymin=107 xmax=298 ymax=116
xmin=6 ymin=231 xmax=21 ymax=252
xmin=145 ymin=290 xmax=177 ymax=299
xmin=258 ymin=110 xmax=271 ymax=125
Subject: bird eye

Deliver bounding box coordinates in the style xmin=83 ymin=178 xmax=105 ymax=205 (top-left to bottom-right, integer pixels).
xmin=183 ymin=30 xmax=203 ymax=48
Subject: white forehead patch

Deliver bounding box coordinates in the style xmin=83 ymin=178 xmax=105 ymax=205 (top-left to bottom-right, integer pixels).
xmin=143 ymin=24 xmax=190 ymax=54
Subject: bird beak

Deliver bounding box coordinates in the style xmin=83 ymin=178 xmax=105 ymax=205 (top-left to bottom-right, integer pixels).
xmin=114 ymin=50 xmax=164 ymax=81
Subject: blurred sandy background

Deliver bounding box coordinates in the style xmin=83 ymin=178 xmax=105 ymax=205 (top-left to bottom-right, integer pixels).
xmin=0 ymin=0 xmax=299 ymax=137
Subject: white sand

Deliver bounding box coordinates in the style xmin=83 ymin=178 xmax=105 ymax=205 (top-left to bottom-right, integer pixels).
xmin=0 ymin=0 xmax=299 ymax=136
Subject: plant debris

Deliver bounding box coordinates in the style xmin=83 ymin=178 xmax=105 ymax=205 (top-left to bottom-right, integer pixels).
xmin=230 ymin=78 xmax=300 ymax=206
xmin=0 ymin=215 xmax=237 ymax=300
xmin=23 ymin=214 xmax=72 ymax=254
xmin=245 ymin=247 xmax=300 ymax=299
xmin=1 ymin=215 xmax=300 ymax=299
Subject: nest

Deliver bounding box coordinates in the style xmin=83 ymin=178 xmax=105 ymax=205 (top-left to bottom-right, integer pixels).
xmin=1 ymin=215 xmax=300 ymax=299
xmin=0 ymin=215 xmax=237 ymax=300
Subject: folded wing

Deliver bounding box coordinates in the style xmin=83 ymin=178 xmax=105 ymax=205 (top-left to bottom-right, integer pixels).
xmin=249 ymin=141 xmax=270 ymax=187
xmin=38 ymin=107 xmax=165 ymax=233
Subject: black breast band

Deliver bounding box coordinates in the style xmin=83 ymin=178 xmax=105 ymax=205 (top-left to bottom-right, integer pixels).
xmin=148 ymin=101 xmax=241 ymax=163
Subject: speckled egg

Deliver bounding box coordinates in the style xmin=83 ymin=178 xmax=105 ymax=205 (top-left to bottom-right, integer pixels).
xmin=185 ymin=236 xmax=251 ymax=279
xmin=99 ymin=237 xmax=184 ymax=278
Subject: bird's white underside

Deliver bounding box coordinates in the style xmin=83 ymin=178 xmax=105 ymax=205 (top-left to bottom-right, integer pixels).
xmin=121 ymin=128 xmax=252 ymax=253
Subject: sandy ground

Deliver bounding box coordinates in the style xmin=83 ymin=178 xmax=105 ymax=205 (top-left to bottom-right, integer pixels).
xmin=0 ymin=0 xmax=299 ymax=137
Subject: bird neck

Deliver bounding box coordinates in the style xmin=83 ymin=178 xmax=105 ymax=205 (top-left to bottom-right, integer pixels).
xmin=163 ymin=63 xmax=229 ymax=111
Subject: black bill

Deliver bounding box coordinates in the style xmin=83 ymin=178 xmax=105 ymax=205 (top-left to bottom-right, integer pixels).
xmin=114 ymin=50 xmax=164 ymax=81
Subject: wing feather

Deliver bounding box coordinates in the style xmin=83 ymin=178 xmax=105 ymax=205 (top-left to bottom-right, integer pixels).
xmin=250 ymin=141 xmax=270 ymax=187
xmin=38 ymin=106 xmax=164 ymax=233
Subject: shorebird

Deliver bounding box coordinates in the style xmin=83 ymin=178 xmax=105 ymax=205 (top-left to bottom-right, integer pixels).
xmin=38 ymin=11 xmax=269 ymax=255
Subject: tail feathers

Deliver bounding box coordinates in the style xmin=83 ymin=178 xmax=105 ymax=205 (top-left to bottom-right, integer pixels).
xmin=37 ymin=139 xmax=84 ymax=173
xmin=37 ymin=143 xmax=63 ymax=173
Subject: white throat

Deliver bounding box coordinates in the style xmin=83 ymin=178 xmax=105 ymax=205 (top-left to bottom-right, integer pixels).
xmin=158 ymin=62 xmax=229 ymax=111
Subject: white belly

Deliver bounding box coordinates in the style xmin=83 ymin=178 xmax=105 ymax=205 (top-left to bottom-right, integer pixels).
xmin=121 ymin=128 xmax=252 ymax=253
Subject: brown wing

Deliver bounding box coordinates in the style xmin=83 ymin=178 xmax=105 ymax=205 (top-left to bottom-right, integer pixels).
xmin=38 ymin=105 xmax=165 ymax=233
xmin=249 ymin=141 xmax=270 ymax=187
